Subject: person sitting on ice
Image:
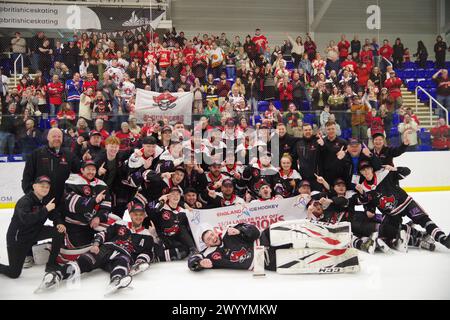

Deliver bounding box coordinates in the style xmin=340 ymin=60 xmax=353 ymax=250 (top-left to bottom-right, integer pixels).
xmin=358 ymin=160 xmax=450 ymax=251
xmin=41 ymin=204 xmax=158 ymax=294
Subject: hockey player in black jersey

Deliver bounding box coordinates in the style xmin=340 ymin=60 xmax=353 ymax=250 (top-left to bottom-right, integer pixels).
xmin=242 ymin=152 xmax=284 ymax=200
xmin=202 ymin=178 xmax=245 ymax=208
xmin=146 ymin=187 xmax=197 ymax=257
xmin=62 ymin=160 xmax=112 ymax=248
xmin=188 ymin=223 xmax=261 ymax=271
xmin=358 ymin=160 xmax=450 ymax=251
xmin=49 ymin=204 xmax=157 ymax=293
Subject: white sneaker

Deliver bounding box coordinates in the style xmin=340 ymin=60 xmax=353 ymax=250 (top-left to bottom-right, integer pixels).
xmin=23 ymin=256 xmax=34 ymax=269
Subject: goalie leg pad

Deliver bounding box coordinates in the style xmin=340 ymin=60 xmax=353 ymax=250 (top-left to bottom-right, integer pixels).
xmin=270 ymin=219 xmax=352 ymax=249
xmin=276 ymin=247 xmax=360 ymax=274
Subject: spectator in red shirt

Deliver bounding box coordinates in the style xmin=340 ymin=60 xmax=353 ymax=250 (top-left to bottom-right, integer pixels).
xmin=384 ymin=70 xmax=403 ymax=109
xmin=252 ymin=28 xmax=268 ymax=54
xmin=360 ymin=44 xmax=374 ymax=69
xmin=337 ymin=34 xmax=350 ymax=63
xmin=356 ymin=61 xmax=371 ymax=88
xmin=431 ymin=118 xmax=450 ymax=150
xmin=82 ymin=72 xmax=98 ymax=92
xmin=47 ymin=75 xmax=64 ymax=117
xmin=378 ymin=39 xmax=394 ymax=72
xmin=183 ymin=42 xmax=197 ymax=67
xmin=56 ymin=102 xmax=76 ymax=129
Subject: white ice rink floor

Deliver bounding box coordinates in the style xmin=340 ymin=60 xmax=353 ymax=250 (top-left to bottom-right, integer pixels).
xmin=0 ymin=191 xmax=449 ymax=300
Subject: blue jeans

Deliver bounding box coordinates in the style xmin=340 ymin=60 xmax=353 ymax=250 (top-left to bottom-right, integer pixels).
xmin=0 ymin=132 xmax=16 ymax=155
xmin=436 ymin=95 xmax=450 ymax=119
xmin=49 ymin=104 xmax=60 ymax=117
xmin=31 ymin=53 xmax=40 ymax=73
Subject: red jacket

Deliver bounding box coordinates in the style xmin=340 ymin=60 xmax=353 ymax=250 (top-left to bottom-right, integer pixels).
xmin=360 ymin=50 xmax=373 ymax=67
xmin=338 ymin=40 xmax=350 ymax=58
xmin=356 ymin=65 xmax=371 ymax=88
xmin=183 ymin=47 xmax=196 ymax=66
xmin=379 ymin=45 xmax=394 ymax=60
xmin=431 ymin=125 xmax=450 ymax=150
xmin=82 ymin=79 xmax=98 ymax=92
xmin=384 ymin=77 xmax=403 ymax=99
xmin=56 ymin=110 xmax=76 ymax=121
xmin=47 ymin=82 xmax=64 ymax=105
xmin=278 ymin=83 xmax=293 ymax=101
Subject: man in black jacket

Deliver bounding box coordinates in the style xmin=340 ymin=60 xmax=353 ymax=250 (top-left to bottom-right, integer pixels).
xmin=22 ymin=128 xmax=80 ymax=206
xmin=292 ymin=123 xmax=322 ymax=190
xmin=319 ymin=121 xmax=348 ymax=186
xmin=63 ymin=39 xmax=81 ymax=74
xmin=275 ymin=123 xmax=298 ymax=159
xmin=0 ymin=176 xmax=65 ymax=278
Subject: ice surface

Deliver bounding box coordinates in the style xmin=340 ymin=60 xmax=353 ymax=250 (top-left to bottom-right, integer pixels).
xmin=0 ymin=192 xmax=449 ymax=300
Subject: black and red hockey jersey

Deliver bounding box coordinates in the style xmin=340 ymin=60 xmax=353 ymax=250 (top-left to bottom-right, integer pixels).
xmin=359 ymin=167 xmax=412 ymax=216
xmin=94 ymin=220 xmax=155 ymax=264
xmin=63 ymin=173 xmax=111 ymax=226
xmin=188 ymin=224 xmax=260 ymax=271
xmin=242 ymin=162 xmax=284 ymax=197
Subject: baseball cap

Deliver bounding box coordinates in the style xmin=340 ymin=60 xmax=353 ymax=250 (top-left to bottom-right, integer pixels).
xmin=162 ymin=126 xmax=172 ymax=133
xmin=348 ymin=138 xmax=360 ymax=146
xmin=34 ymin=175 xmax=51 ymax=184
xmin=169 ymin=186 xmax=182 ymax=193
xmin=129 ymin=204 xmax=145 ymax=213
xmin=298 ymin=180 xmax=311 ymax=188
xmin=89 ymin=130 xmax=102 ymax=138
xmin=254 ymin=179 xmax=270 ymax=191
xmin=174 ymin=165 xmax=186 ymax=174
xmin=358 ymin=160 xmax=372 ymax=170
xmin=333 ymin=178 xmax=346 ymax=186
xmin=81 ymin=160 xmax=97 ymax=169
xmin=222 ymin=179 xmax=234 ymax=187
xmin=184 ymin=187 xmax=198 ymax=194
xmin=372 ymin=132 xmax=384 ymax=139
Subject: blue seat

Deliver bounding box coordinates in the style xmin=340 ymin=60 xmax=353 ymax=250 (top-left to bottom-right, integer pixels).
xmin=415 ymin=69 xmax=426 ymax=78
xmin=425 ymin=61 xmax=434 ymax=68
xmin=418 ymin=145 xmax=432 ymax=151
xmin=257 ymin=101 xmax=269 ymax=112
xmin=389 ymin=126 xmax=399 ymax=137
xmin=392 ymin=113 xmax=401 ymax=126
xmin=303 ymin=113 xmax=315 ymax=125
xmin=273 ymin=100 xmax=282 ymax=110
xmin=407 ymin=81 xmax=418 ymax=91
xmin=404 ymin=61 xmax=415 ymax=69
xmin=302 ymin=100 xmax=310 ymax=111
xmin=286 ymin=61 xmax=294 ymax=70
xmin=252 ymin=115 xmax=261 ymax=126
xmin=0 ymin=155 xmax=9 ymax=163
xmin=341 ymin=128 xmax=352 ymax=140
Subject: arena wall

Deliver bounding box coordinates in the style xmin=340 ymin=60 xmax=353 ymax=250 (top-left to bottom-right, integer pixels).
xmin=1 ymin=151 xmax=449 ymax=209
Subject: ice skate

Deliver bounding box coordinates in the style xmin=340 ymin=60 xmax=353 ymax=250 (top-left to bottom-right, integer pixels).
xmin=375 ymin=238 xmax=392 ymax=254
xmin=23 ymin=256 xmax=34 ymax=269
xmin=393 ymin=225 xmax=411 ymax=253
xmin=360 ymin=233 xmax=378 ymax=254
xmin=441 ymin=234 xmax=450 ymax=249
xmin=105 ymin=275 xmax=132 ymax=296
xmin=34 ymin=271 xmax=61 ymax=294
xmin=417 ymin=234 xmax=436 ymax=252
xmin=65 ymin=261 xmax=81 ymax=282
xmin=129 ymin=261 xmax=150 ymax=276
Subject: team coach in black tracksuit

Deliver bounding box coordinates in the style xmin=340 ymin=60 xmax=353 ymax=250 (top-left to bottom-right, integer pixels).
xmin=22 ymin=128 xmax=80 ymax=206
xmin=0 ymin=176 xmax=65 ymax=279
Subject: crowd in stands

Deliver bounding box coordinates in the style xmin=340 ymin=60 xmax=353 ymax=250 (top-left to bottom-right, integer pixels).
xmin=1 ymin=27 xmax=450 ymax=157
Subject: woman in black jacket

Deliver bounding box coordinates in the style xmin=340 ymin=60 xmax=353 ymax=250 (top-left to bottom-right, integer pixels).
xmin=413 ymin=41 xmax=428 ymax=68
xmin=392 ymin=38 xmax=405 ymax=69
xmin=434 ymin=35 xmax=447 ymax=69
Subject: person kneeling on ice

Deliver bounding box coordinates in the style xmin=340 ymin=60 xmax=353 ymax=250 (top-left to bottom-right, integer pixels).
xmin=0 ymin=176 xmax=65 ymax=279
xmin=358 ymin=160 xmax=450 ymax=251
xmin=45 ymin=204 xmax=158 ymax=293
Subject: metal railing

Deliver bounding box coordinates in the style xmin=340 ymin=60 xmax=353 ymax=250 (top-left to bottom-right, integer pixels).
xmin=382 ymin=56 xmax=393 ymax=68
xmin=13 ymin=54 xmax=24 ymax=87
xmin=415 ymin=85 xmax=448 ymax=126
